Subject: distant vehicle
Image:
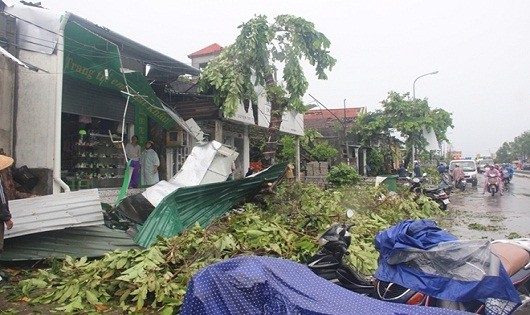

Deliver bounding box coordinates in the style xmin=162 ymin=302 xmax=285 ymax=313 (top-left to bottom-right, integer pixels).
xmin=448 ymin=159 xmax=478 ymax=187
xmin=476 ymin=158 xmax=494 ymax=173
xmin=523 ymin=162 xmax=530 ymax=170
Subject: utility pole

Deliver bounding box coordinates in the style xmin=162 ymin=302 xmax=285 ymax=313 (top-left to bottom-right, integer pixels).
xmin=344 ymin=99 xmax=350 ymax=165
xmin=308 ymin=94 xmax=350 ymax=165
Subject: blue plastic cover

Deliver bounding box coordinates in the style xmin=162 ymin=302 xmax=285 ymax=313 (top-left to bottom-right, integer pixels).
xmin=375 ymin=220 xmax=521 ymax=314
xmin=181 ymin=255 xmax=469 ymax=315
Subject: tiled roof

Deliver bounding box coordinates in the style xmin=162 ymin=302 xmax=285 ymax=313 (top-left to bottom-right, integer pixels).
xmin=188 ymin=43 xmax=223 ymax=58
xmin=304 ymin=107 xmax=365 ymax=130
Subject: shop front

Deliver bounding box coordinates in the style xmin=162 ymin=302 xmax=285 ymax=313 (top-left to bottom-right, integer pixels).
xmin=57 ymin=19 xmax=200 ymax=190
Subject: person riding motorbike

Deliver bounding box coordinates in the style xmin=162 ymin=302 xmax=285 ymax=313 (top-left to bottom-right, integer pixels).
xmin=449 ymin=164 xmax=465 ymax=188
xmin=504 ymin=163 xmax=514 ymax=178
xmin=483 ymin=164 xmax=503 ymax=195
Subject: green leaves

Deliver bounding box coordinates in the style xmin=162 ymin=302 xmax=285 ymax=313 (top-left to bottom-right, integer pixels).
xmin=327 ymin=163 xmax=361 ymax=187
xmin=14 ymin=181 xmax=445 ymax=313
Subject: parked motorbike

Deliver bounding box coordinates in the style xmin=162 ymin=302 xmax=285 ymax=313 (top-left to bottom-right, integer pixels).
xmin=487 ymin=173 xmax=500 ymax=196
xmin=374 ymin=237 xmax=530 ymax=314
xmin=306 ymin=210 xmax=374 ymax=296
xmin=439 ymin=173 xmax=453 ymax=195
xmin=308 ymin=216 xmax=530 ymax=314
xmin=408 ymin=174 xmax=450 ymax=210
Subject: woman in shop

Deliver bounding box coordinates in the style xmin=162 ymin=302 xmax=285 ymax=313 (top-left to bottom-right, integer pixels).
xmin=141 ymin=140 xmax=160 ymax=186
xmin=125 ymin=135 xmax=141 ymax=188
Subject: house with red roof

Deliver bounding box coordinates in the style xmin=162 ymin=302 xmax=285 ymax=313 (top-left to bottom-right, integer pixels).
xmin=188 ymin=43 xmax=223 ymax=70
xmin=304 ymin=107 xmax=370 ymax=174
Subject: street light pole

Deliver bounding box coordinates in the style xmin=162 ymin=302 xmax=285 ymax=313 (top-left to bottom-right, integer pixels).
xmin=411 ymin=71 xmax=439 ymax=163
xmin=413 ymin=71 xmax=438 ymax=99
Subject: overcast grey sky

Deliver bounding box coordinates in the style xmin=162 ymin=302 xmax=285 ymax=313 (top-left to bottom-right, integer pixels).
xmin=35 ymin=0 xmax=530 ymax=157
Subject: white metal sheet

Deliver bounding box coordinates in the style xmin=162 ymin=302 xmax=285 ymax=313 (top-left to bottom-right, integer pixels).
xmin=5 ymin=189 xmax=104 ymax=239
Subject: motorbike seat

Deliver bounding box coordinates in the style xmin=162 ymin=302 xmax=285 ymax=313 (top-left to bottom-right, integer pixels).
xmin=423 ymin=186 xmax=440 ymax=193
xmin=491 ymin=242 xmax=530 ymax=276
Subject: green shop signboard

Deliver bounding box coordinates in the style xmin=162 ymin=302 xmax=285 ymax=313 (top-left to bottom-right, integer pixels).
xmin=63 ymin=21 xmax=175 ymax=130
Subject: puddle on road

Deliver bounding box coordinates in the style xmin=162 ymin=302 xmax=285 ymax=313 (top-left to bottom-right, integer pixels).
xmin=436 ymin=187 xmax=529 ymax=240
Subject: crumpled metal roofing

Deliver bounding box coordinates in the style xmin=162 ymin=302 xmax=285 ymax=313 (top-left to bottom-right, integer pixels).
xmin=1 ymin=225 xmax=139 ymax=261
xmin=134 ymin=163 xmax=287 ymax=247
xmin=5 ymin=189 xmax=104 ymax=239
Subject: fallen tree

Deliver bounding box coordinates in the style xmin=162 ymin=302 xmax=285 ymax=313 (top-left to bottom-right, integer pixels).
xmin=5 ymin=182 xmax=444 ymax=313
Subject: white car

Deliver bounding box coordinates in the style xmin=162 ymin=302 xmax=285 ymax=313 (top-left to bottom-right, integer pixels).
xmin=476 ymin=158 xmax=494 ymax=173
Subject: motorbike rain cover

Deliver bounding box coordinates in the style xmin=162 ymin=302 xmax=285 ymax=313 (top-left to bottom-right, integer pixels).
xmin=375 ymin=220 xmax=521 ymax=314
xmin=181 ymin=255 xmax=469 ymax=315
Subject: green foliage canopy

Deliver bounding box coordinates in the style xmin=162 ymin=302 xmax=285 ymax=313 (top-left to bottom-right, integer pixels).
xmin=495 ymin=130 xmax=530 ymax=162
xmin=354 ymin=91 xmax=453 ymax=165
xmin=199 ymin=14 xmax=336 ymax=118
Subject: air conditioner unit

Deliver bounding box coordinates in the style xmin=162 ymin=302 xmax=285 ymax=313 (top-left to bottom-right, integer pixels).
xmin=166 ymin=130 xmax=185 ymax=147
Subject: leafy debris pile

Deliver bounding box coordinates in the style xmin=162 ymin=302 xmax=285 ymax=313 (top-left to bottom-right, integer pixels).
xmin=4 ymin=182 xmax=444 ymax=313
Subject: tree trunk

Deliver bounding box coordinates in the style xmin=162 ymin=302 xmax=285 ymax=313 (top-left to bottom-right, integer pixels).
xmin=261 ymin=73 xmax=285 ymax=168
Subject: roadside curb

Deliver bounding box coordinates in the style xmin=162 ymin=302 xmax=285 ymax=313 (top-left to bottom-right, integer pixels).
xmin=514 ymin=172 xmax=530 ymax=179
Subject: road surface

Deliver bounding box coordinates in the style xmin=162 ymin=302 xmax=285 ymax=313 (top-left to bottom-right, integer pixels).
xmin=439 ymin=171 xmax=530 ymax=240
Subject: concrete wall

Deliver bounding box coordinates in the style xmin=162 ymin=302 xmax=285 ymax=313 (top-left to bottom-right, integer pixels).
xmin=0 ymin=14 xmax=16 ymax=156
xmin=14 ymin=50 xmax=59 ymax=169
xmin=190 ymin=55 xmax=212 ymax=70
xmin=0 ymin=56 xmax=15 ymax=156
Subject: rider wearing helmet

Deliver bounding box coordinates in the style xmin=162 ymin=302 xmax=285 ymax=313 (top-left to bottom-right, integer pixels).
xmin=483 ymin=164 xmax=503 ymax=195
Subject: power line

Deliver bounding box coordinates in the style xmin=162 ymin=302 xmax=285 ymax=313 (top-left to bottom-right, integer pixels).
xmin=2 ymin=11 xmax=198 ymax=75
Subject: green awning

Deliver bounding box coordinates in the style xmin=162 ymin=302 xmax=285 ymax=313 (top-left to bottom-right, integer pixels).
xmin=63 ymin=21 xmax=176 ymax=129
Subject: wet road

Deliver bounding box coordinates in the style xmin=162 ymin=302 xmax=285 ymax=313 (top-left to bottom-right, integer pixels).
xmin=439 ymin=172 xmax=530 ymax=240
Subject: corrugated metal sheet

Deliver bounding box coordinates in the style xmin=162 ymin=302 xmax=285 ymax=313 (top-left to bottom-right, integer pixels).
xmin=1 ymin=225 xmax=139 ymax=261
xmin=134 ymin=163 xmax=287 ymax=247
xmin=5 ymin=189 xmax=104 ymax=239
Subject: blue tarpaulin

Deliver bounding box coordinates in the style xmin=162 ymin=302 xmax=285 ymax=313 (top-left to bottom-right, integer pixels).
xmin=375 ymin=220 xmax=521 ymax=314
xmin=181 ymin=255 xmax=469 ymax=315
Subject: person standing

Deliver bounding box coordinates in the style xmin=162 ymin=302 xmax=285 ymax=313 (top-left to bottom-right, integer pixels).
xmin=125 ymin=135 xmax=141 ymax=188
xmin=413 ymin=161 xmax=422 ymax=177
xmin=0 ymin=155 xmax=15 ymax=282
xmin=450 ymin=164 xmax=466 ymax=187
xmin=437 ymin=163 xmax=447 ymax=174
xmin=398 ymin=164 xmax=407 ymax=177
xmin=141 ymin=140 xmax=160 ymax=186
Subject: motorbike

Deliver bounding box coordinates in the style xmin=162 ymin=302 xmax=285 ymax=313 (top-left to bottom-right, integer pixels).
xmin=308 ymin=216 xmax=530 ymax=314
xmin=439 ymin=172 xmax=453 ymax=195
xmin=503 ymin=169 xmax=511 ymax=186
xmin=454 ymin=175 xmax=467 ymax=191
xmin=374 ymin=234 xmax=530 ymax=314
xmin=487 ymin=173 xmax=500 ymax=196
xmin=306 ymin=210 xmax=374 ymax=296
xmin=407 ymin=174 xmax=450 ymax=210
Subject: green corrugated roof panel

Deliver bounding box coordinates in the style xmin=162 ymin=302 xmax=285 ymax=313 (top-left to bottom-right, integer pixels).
xmin=1 ymin=225 xmax=140 ymax=261
xmin=134 ymin=163 xmax=287 ymax=247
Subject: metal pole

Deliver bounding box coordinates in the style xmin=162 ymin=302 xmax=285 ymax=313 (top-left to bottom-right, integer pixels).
xmin=413 ymin=71 xmax=439 ymax=99
xmin=344 ymin=99 xmax=350 ymax=165
xmin=308 ymin=94 xmax=350 ymax=165
xmin=411 ymin=71 xmax=439 ymax=163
